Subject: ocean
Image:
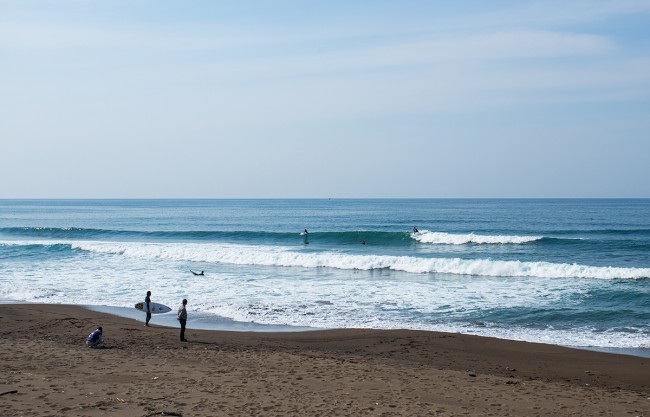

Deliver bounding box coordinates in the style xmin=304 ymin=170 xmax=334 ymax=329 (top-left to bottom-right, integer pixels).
xmin=1 ymin=199 xmax=649 ymax=354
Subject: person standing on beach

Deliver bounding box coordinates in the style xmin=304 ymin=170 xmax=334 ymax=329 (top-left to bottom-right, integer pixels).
xmin=177 ymin=298 xmax=188 ymax=342
xmin=144 ymin=290 xmax=152 ymax=326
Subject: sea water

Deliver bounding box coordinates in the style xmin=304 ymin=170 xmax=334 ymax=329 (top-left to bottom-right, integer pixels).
xmin=0 ymin=199 xmax=648 ymax=353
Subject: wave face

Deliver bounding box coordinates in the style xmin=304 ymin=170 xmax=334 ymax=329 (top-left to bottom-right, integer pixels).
xmin=2 ymin=227 xmax=542 ymax=245
xmin=412 ymin=230 xmax=542 ymax=245
xmin=1 ymin=199 xmax=650 ymax=351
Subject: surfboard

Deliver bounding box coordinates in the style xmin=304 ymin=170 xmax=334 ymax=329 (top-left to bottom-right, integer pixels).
xmin=134 ymin=301 xmax=172 ymax=314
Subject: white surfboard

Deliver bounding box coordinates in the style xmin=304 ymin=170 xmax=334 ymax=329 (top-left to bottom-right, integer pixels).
xmin=134 ymin=301 xmax=172 ymax=314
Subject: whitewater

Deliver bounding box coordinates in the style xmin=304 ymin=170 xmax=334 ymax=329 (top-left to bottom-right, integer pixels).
xmin=1 ymin=199 xmax=649 ymax=353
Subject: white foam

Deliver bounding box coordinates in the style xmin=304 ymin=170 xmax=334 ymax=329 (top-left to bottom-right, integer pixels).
xmin=2 ymin=243 xmax=648 ymax=349
xmin=63 ymin=240 xmax=649 ymax=280
xmin=412 ymin=230 xmax=542 ymax=245
xmin=2 ymin=239 xmax=648 ymax=280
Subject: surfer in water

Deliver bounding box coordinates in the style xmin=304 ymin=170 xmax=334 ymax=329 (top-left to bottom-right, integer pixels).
xmin=413 ymin=227 xmax=419 ymax=233
xmin=303 ymin=229 xmax=309 ymax=244
xmin=190 ymin=270 xmax=204 ymax=276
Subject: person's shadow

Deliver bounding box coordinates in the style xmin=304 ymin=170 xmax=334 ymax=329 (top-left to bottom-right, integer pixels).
xmin=184 ymin=340 xmax=220 ymax=347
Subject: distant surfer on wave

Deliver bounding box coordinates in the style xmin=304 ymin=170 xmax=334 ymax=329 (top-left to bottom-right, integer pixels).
xmin=190 ymin=270 xmax=204 ymax=276
xmin=303 ymin=229 xmax=309 ymax=245
xmin=413 ymin=227 xmax=419 ymax=233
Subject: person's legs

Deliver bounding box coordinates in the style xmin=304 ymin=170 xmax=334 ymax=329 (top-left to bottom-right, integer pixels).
xmin=179 ymin=318 xmax=186 ymax=341
xmin=146 ymin=312 xmax=151 ymax=326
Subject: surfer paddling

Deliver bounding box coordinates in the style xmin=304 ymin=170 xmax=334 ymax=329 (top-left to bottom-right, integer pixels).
xmin=190 ymin=270 xmax=205 ymax=276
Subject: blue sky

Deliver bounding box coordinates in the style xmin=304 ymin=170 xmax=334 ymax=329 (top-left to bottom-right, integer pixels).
xmin=1 ymin=0 xmax=649 ymax=198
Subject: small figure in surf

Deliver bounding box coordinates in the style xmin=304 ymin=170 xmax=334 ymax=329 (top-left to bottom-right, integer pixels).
xmin=303 ymin=229 xmax=309 ymax=245
xmin=190 ymin=270 xmax=204 ymax=276
xmin=413 ymin=227 xmax=419 ymax=233
xmin=361 ymin=240 xmax=366 ymax=245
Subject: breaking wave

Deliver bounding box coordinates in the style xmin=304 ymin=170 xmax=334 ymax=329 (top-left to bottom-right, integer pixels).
xmin=66 ymin=241 xmax=650 ymax=280
xmin=412 ymin=230 xmax=542 ymax=245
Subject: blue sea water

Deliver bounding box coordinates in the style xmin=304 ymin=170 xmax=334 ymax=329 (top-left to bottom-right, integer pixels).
xmin=0 ymin=199 xmax=649 ymax=352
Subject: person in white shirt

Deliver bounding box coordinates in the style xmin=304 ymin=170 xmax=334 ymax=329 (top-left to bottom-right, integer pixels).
xmin=177 ymin=299 xmax=188 ymax=342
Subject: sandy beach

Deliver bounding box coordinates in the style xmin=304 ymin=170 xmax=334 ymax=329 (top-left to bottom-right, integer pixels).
xmin=1 ymin=304 xmax=648 ymax=416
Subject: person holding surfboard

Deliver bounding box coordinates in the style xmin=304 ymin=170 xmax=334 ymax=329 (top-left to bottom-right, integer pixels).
xmin=144 ymin=291 xmax=152 ymax=326
xmin=177 ymin=298 xmax=188 ymax=342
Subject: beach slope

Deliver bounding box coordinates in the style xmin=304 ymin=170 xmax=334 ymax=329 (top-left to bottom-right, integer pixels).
xmin=1 ymin=304 xmax=648 ymax=416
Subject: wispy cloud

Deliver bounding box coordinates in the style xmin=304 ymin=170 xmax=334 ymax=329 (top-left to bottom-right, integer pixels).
xmin=496 ymin=0 xmax=650 ymax=26
xmin=1 ymin=0 xmax=648 ymax=119
xmin=424 ymin=0 xmax=650 ymax=33
xmin=0 ymin=21 xmax=272 ymax=50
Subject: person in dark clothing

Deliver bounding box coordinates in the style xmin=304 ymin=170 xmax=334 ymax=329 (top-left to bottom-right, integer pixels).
xmin=177 ymin=298 xmax=188 ymax=342
xmin=144 ymin=291 xmax=152 ymax=326
xmin=86 ymin=326 xmax=104 ymax=348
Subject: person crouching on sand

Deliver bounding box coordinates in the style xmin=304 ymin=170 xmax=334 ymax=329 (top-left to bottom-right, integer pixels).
xmin=86 ymin=326 xmax=104 ymax=348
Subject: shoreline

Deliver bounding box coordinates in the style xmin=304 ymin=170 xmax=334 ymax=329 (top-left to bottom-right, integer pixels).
xmin=5 ymin=299 xmax=650 ymax=358
xmin=87 ymin=303 xmax=650 ymax=359
xmin=1 ymin=303 xmax=649 ymax=416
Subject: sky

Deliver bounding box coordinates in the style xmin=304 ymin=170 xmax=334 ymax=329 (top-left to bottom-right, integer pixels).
xmin=1 ymin=0 xmax=649 ymax=198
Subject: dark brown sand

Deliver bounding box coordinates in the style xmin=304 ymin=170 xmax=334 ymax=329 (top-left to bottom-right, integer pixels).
xmin=1 ymin=304 xmax=649 ymax=416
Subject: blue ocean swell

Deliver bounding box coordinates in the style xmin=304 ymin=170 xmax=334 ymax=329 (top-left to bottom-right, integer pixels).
xmin=0 ymin=227 xmax=312 ymax=244
xmin=6 ymin=226 xmax=650 ymax=242
xmin=0 ymin=242 xmax=78 ymax=261
xmin=3 ymin=225 xmax=650 ymax=268
xmin=463 ymin=283 xmax=650 ymax=334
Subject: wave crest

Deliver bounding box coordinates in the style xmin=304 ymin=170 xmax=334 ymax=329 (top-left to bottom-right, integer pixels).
xmin=67 ymin=241 xmax=649 ymax=280
xmin=3 ymin=240 xmax=648 ymax=279
xmin=412 ymin=230 xmax=542 ymax=245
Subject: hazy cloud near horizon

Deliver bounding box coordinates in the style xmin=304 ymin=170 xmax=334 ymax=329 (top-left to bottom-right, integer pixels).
xmin=1 ymin=0 xmax=649 ymax=198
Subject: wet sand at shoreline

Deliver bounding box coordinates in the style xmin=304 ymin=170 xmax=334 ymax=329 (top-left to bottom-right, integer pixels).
xmin=1 ymin=303 xmax=649 ymax=416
